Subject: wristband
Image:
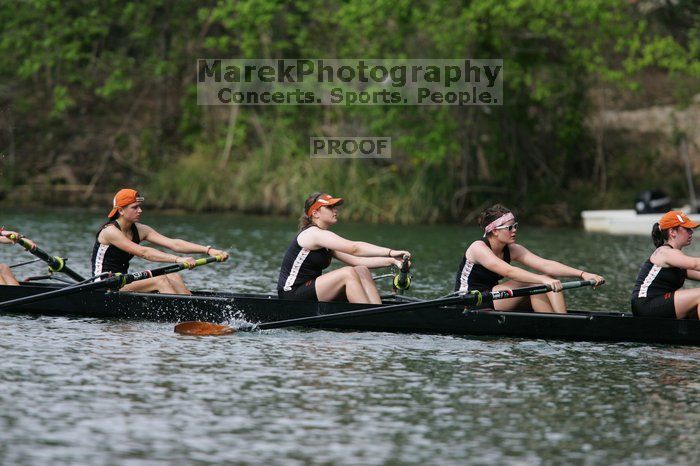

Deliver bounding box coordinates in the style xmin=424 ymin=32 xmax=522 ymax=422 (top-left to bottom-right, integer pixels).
xmin=387 ymin=249 xmax=392 ymax=257
xmin=579 ymin=271 xmax=585 ymax=279
xmin=205 ymin=246 xmax=212 ymax=255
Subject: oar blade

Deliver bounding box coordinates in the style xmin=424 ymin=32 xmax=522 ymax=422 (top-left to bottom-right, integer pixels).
xmin=174 ymin=321 xmax=235 ymax=336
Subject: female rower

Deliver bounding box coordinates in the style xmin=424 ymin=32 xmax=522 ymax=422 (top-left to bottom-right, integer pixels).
xmin=92 ymin=188 xmax=229 ymax=294
xmin=455 ymin=204 xmax=604 ymax=313
xmin=630 ymin=211 xmax=700 ymax=319
xmin=0 ymin=228 xmax=37 ymax=285
xmin=277 ymin=193 xmax=411 ymax=304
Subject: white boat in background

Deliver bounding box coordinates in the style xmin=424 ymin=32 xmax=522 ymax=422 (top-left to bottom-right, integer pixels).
xmin=581 ymin=204 xmax=696 ymax=235
xmin=583 ymin=135 xmax=698 ymax=235
xmin=581 ymin=209 xmax=660 ymax=235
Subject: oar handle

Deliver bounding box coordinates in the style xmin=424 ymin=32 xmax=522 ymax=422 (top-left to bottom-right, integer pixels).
xmin=564 ymin=279 xmax=601 ymax=289
xmin=121 ymin=255 xmax=223 ymax=286
xmin=400 ymin=254 xmax=410 ymax=272
xmin=10 ymin=235 xmax=86 ymax=282
xmin=10 ymin=235 xmax=35 ymax=251
xmin=465 ymin=279 xmax=600 ymax=306
xmin=393 ymin=255 xmax=411 ymax=291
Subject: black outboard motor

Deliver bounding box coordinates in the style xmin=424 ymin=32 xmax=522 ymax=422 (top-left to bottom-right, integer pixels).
xmin=634 ymin=189 xmax=671 ymax=214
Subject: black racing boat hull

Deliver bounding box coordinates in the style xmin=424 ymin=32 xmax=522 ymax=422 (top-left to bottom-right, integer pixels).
xmin=2 ymin=283 xmax=700 ymax=345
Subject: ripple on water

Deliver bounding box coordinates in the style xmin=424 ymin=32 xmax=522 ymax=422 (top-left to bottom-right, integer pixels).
xmin=2 ymin=316 xmax=699 ymax=465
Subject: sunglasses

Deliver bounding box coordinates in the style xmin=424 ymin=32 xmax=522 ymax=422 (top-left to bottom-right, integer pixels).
xmin=494 ymin=222 xmax=519 ymax=232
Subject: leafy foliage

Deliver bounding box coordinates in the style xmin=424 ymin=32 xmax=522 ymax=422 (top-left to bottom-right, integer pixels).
xmin=0 ymin=0 xmax=698 ymax=222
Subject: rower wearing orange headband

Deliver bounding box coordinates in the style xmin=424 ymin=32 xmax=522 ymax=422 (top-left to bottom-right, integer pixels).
xmin=91 ymin=188 xmax=229 ymax=294
xmin=277 ymin=192 xmax=410 ymax=303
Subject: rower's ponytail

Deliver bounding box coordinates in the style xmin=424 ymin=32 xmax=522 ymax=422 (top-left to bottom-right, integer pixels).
xmin=298 ymin=215 xmax=313 ymax=232
xmin=651 ymin=222 xmax=668 ymax=248
xmin=298 ymin=192 xmax=323 ymax=232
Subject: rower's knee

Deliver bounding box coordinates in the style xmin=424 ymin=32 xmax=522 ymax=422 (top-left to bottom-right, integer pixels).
xmin=353 ymin=265 xmax=371 ymax=279
xmin=153 ymin=275 xmax=175 ymax=292
xmin=165 ymin=272 xmax=190 ymax=294
xmin=342 ymin=266 xmax=361 ymax=282
xmin=0 ymin=264 xmax=15 ymax=283
xmin=165 ymin=273 xmax=185 ymax=285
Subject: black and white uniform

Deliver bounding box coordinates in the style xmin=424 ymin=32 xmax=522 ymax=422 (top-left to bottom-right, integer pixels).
xmin=277 ymin=226 xmax=333 ymax=301
xmin=91 ymin=221 xmax=141 ymax=276
xmin=630 ymin=245 xmax=685 ymax=318
xmin=454 ymin=238 xmax=511 ymax=308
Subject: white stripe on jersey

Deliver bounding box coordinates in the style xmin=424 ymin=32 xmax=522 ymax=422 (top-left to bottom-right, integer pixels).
xmin=93 ymin=244 xmax=109 ymax=279
xmin=638 ymin=264 xmax=662 ymax=298
xmin=283 ymin=248 xmax=311 ymax=291
xmin=458 ymin=260 xmax=475 ymax=292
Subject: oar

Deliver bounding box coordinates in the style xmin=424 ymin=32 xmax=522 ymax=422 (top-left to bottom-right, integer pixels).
xmin=392 ymin=255 xmax=411 ymax=294
xmin=0 ymin=256 xmax=223 ymax=311
xmin=10 ymin=234 xmax=86 ymax=282
xmin=9 ymin=258 xmax=42 ymax=269
xmin=174 ymin=279 xmax=599 ymax=335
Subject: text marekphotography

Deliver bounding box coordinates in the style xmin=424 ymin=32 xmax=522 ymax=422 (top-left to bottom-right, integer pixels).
xmin=310 ymin=138 xmax=391 ymax=159
xmin=198 ymin=59 xmax=503 ymax=106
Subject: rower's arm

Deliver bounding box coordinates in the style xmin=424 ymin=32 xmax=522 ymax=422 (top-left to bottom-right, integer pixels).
xmin=687 ymin=270 xmax=700 ymax=281
xmin=332 ymin=250 xmax=400 ymax=268
xmin=138 ymin=225 xmax=229 ymax=261
xmin=101 ymin=226 xmax=188 ymax=264
xmin=300 ymin=229 xmax=397 ymax=258
xmin=474 ymin=243 xmax=554 ymax=285
xmin=661 ymin=248 xmax=700 ymax=271
xmin=514 ymin=245 xmax=586 ymax=278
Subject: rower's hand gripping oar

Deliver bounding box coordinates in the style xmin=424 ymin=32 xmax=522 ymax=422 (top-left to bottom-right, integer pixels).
xmin=10 ymin=234 xmax=86 ymax=282
xmin=0 ymin=255 xmax=223 ymax=311
xmin=174 ymin=279 xmax=601 ymax=336
xmin=392 ymin=255 xmax=411 ymax=294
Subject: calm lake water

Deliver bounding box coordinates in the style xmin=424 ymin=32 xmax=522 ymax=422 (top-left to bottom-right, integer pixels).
xmin=1 ymin=209 xmax=699 ymax=465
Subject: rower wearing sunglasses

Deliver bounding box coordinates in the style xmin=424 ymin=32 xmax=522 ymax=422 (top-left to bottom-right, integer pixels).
xmin=454 ymin=204 xmax=604 ymax=313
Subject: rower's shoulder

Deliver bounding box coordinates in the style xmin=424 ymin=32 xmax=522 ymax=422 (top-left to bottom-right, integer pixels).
xmin=298 ymin=225 xmax=327 ymax=238
xmin=467 ymin=239 xmax=487 ymax=249
xmin=99 ymin=222 xmax=120 ymax=237
xmin=651 ymin=245 xmax=674 ymax=259
xmin=649 ymin=245 xmax=683 ymax=267
xmin=466 ymin=240 xmax=493 ymax=261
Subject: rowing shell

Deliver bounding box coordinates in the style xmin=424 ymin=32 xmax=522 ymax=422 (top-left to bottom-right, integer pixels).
xmin=1 ymin=282 xmax=699 ymax=345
